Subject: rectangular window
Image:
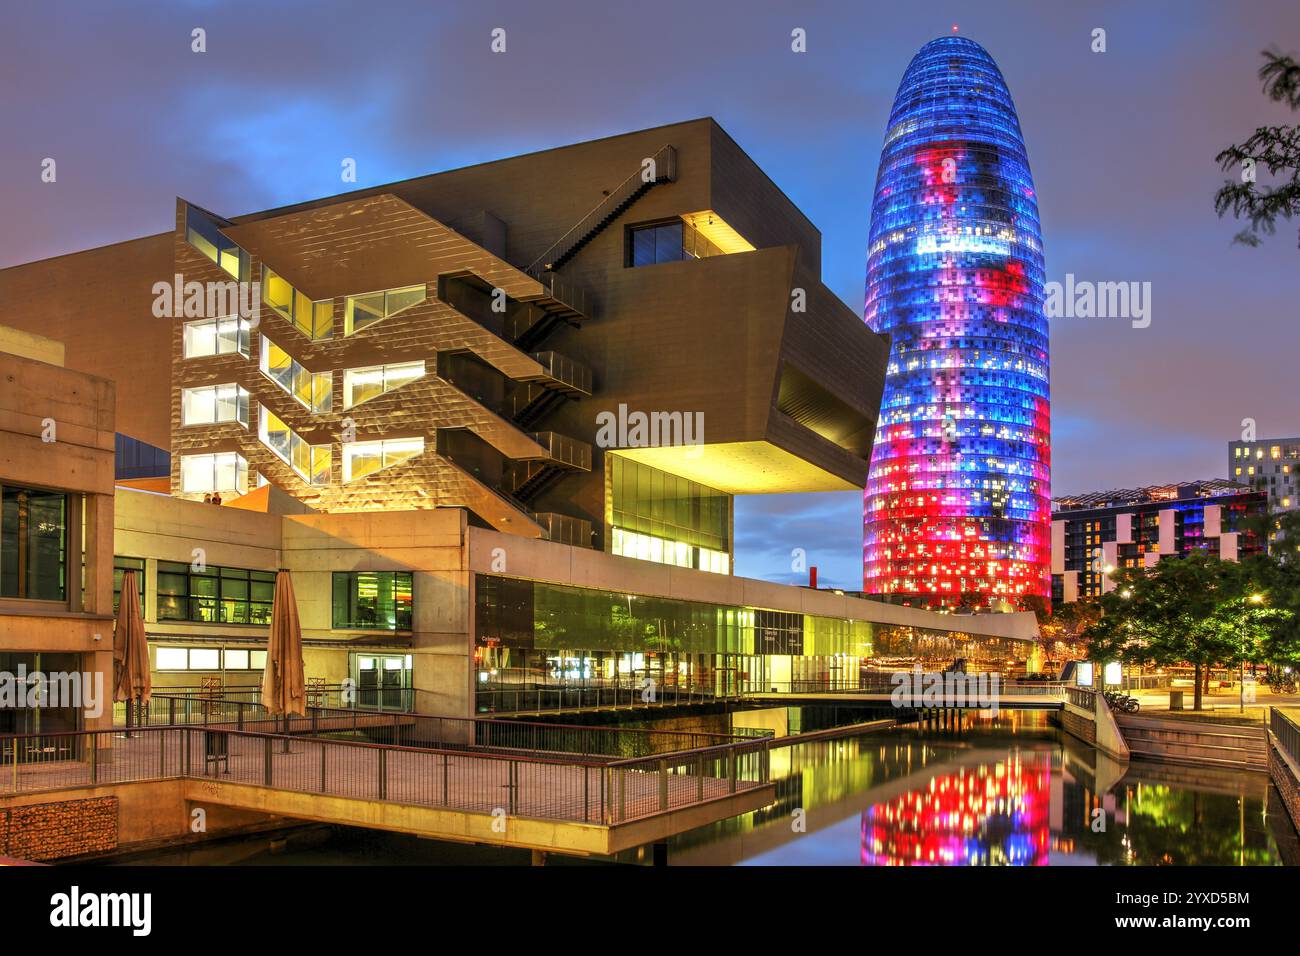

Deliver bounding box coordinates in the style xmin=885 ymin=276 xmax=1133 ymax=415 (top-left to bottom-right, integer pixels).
xmin=342 ymin=437 xmax=424 ymax=482
xmin=154 ymin=647 xmax=269 ymax=670
xmin=343 ymin=361 xmax=425 ymax=409
xmin=179 ymin=452 xmax=248 ymax=495
xmin=181 ymin=383 xmax=249 ymax=427
xmin=0 ymin=485 xmax=68 ymax=601
xmin=262 ymin=267 xmax=333 ymax=340
xmin=112 ymin=556 xmax=146 ymax=614
xmin=157 ymin=561 xmax=275 ymax=624
xmin=182 ymin=315 xmax=250 ymax=359
xmin=258 ymin=407 xmax=331 ymax=485
xmin=628 ymin=219 xmax=725 ymax=267
xmin=343 ymin=285 xmax=426 ymax=336
xmin=332 ymin=571 xmax=413 ymax=630
xmin=259 ymin=337 xmax=332 ymax=413
xmin=185 ymin=205 xmax=249 ymax=281
xmin=155 ymin=647 xmax=189 ymax=670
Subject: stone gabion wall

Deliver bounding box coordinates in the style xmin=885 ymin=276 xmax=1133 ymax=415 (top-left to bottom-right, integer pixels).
xmin=1269 ymin=743 xmax=1300 ymax=836
xmin=0 ymin=797 xmax=119 ymax=861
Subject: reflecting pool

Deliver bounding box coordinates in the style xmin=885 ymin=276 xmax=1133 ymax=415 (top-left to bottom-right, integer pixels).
xmin=662 ymin=712 xmax=1292 ymax=866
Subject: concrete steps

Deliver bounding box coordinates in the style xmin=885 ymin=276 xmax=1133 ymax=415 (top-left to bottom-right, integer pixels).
xmin=1115 ymin=714 xmax=1267 ymax=771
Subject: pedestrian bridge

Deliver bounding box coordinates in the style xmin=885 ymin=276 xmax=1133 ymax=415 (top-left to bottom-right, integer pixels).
xmin=0 ymin=720 xmax=774 ymax=859
xmin=742 ymin=679 xmax=1067 ymax=711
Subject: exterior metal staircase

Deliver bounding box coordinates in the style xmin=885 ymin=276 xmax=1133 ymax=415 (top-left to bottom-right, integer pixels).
xmin=526 ymin=144 xmax=677 ymax=275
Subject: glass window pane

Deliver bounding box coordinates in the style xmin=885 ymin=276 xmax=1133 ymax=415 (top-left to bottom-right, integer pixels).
xmin=215 ymin=384 xmax=238 ymax=423
xmin=216 ymin=316 xmax=240 ymax=355
xmin=385 ymin=286 xmax=425 ymax=315
xmin=313 ymin=300 xmax=333 ymax=339
xmin=347 ymin=293 xmax=385 ymax=333
xmin=632 ymin=228 xmax=656 ymax=267
xmin=344 ymin=443 xmax=383 ymax=481
xmin=213 ymin=453 xmax=238 ymax=492
xmin=655 ymin=223 xmax=684 ymax=263
xmin=184 ymin=320 xmax=217 ymax=358
xmin=182 ymin=387 xmax=214 ymax=426
xmin=344 ymin=367 xmax=385 ymax=408
xmin=156 ymin=647 xmax=189 ymax=670
xmin=180 ymin=455 xmax=213 ymax=493
xmin=385 ymin=362 xmax=424 ymax=391
xmin=189 ymin=648 xmax=220 ymax=669
xmin=263 ymin=269 xmax=293 ymax=316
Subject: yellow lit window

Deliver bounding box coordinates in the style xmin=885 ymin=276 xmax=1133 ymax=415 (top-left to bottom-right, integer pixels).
xmin=262 ymin=267 xmax=332 ymax=340
xmin=343 ymin=285 xmax=426 ymax=336
xmin=343 ymin=361 xmax=425 ymax=409
xmin=342 ymin=437 xmax=424 ymax=481
xmin=260 ymin=336 xmax=331 ymax=413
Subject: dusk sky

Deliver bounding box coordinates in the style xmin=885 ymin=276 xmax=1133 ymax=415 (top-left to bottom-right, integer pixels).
xmin=4 ymin=0 xmax=1298 ymax=589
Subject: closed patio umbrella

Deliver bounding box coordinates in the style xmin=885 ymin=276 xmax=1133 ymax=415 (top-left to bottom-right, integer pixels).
xmin=112 ymin=569 xmax=151 ymax=735
xmin=262 ymin=570 xmax=306 ymax=737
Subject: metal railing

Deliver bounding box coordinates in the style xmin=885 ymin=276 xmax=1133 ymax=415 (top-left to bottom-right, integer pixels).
xmin=751 ymin=676 xmax=1070 ymax=698
xmin=475 ymin=680 xmax=732 ymax=715
xmin=1270 ymin=708 xmax=1300 ymax=768
xmin=531 ymin=512 xmax=594 ymax=548
xmin=0 ymin=724 xmax=769 ymax=827
xmin=1066 ymin=686 xmax=1097 ymax=712
xmin=130 ymin=691 xmax=748 ymax=760
xmin=525 ymin=144 xmax=676 ymax=276
xmin=530 ymin=351 xmax=592 ymax=395
xmin=601 ymin=738 xmax=770 ymax=823
xmin=520 ymin=268 xmax=588 ymax=319
xmin=529 ymin=431 xmax=592 ymax=471
xmin=119 ymin=686 xmax=412 ymax=727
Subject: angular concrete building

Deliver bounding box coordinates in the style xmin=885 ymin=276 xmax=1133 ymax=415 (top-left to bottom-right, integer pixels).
xmin=0 ymin=119 xmax=1039 ymax=720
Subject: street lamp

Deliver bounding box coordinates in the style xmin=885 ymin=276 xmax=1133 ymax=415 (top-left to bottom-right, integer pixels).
xmin=1241 ymin=593 xmax=1264 ymax=713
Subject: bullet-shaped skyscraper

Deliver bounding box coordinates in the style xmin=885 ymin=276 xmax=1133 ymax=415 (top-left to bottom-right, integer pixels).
xmin=863 ymin=36 xmax=1050 ymax=608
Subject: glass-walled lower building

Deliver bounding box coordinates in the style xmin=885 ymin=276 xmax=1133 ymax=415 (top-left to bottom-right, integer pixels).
xmin=473 ymin=573 xmax=1032 ymax=713
xmin=605 ymin=454 xmax=732 ymax=574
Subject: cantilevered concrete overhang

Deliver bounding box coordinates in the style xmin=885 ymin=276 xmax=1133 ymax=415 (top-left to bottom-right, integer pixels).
xmin=569 ymin=244 xmax=888 ymax=495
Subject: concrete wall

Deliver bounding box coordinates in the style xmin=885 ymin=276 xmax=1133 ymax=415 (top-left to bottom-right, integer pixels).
xmin=0 ymin=235 xmax=174 ymax=447
xmin=0 ymin=345 xmax=117 ymax=732
xmin=281 ymin=508 xmax=470 ymax=715
xmin=114 ymin=490 xmax=475 ymax=713
xmin=0 ymin=781 xmax=279 ymax=860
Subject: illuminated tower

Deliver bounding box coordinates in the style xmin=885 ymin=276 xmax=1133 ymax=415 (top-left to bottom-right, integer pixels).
xmin=863 ymin=36 xmax=1050 ymax=609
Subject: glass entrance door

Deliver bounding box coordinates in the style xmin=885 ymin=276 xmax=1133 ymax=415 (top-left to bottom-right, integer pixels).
xmin=353 ymin=654 xmax=410 ymax=710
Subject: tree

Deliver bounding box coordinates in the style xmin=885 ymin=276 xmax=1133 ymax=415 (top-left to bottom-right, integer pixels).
xmin=1215 ymin=50 xmax=1300 ymax=247
xmin=1032 ymin=598 xmax=1100 ymax=664
xmin=1086 ymin=553 xmax=1298 ymax=710
xmin=1086 ymin=555 xmax=1244 ymax=711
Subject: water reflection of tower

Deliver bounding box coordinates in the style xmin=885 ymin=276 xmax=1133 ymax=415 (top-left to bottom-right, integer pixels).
xmin=860 ymin=752 xmax=1050 ymax=865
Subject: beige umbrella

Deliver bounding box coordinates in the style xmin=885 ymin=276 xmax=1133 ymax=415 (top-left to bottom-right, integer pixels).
xmin=262 ymin=570 xmax=306 ymax=729
xmin=112 ymin=569 xmax=151 ymax=734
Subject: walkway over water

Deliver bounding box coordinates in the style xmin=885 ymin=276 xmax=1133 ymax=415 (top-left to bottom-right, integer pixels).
xmin=742 ymin=679 xmax=1067 ymax=711
xmin=0 ymin=723 xmax=774 ymax=857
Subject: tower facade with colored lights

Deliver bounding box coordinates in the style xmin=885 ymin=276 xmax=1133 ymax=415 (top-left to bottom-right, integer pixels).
xmin=863 ymin=36 xmax=1050 ymax=609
